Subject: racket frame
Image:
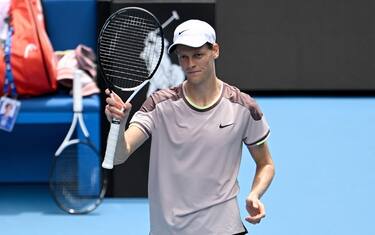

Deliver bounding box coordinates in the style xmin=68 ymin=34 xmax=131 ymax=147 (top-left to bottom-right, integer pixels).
xmin=97 ymin=7 xmax=164 ymax=169
xmin=50 ymin=70 xmax=106 ymax=214
xmin=55 ymin=70 xmax=90 ymax=156
xmin=97 ymin=6 xmax=164 ymax=93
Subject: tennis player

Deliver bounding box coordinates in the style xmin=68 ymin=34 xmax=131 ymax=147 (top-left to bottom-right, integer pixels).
xmin=105 ymin=19 xmax=275 ymax=235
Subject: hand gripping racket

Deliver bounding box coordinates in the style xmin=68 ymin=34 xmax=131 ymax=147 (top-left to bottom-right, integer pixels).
xmin=49 ymin=70 xmax=107 ymax=214
xmin=98 ymin=7 xmax=164 ymax=169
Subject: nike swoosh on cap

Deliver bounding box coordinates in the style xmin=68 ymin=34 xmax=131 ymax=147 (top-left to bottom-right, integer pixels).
xmin=178 ymin=29 xmax=188 ymax=35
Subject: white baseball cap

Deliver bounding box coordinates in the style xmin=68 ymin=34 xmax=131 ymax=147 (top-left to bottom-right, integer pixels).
xmin=168 ymin=19 xmax=216 ymax=54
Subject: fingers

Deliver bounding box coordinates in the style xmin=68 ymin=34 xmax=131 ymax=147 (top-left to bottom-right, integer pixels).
xmin=105 ymin=90 xmax=122 ymax=107
xmin=105 ymin=104 xmax=122 ymax=121
xmin=245 ymin=198 xmax=266 ymax=224
xmin=104 ymin=89 xmax=132 ymax=122
xmin=245 ymin=211 xmax=265 ymax=224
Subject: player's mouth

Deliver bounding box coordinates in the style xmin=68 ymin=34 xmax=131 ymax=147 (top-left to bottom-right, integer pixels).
xmin=186 ymin=70 xmax=201 ymax=75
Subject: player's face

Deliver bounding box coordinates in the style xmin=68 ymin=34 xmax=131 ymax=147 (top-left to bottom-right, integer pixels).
xmin=176 ymin=43 xmax=219 ymax=84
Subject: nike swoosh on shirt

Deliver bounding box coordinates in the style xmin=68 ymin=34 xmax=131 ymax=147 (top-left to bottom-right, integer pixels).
xmin=219 ymin=123 xmax=234 ymax=128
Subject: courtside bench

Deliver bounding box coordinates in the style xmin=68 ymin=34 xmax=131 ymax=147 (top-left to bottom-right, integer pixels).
xmin=0 ymin=95 xmax=100 ymax=182
xmin=0 ymin=0 xmax=100 ymax=182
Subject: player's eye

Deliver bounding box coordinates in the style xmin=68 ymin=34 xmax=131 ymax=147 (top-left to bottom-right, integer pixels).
xmin=194 ymin=53 xmax=203 ymax=58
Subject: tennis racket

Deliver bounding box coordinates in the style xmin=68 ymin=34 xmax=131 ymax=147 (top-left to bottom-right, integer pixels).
xmin=98 ymin=7 xmax=164 ymax=169
xmin=49 ymin=70 xmax=107 ymax=214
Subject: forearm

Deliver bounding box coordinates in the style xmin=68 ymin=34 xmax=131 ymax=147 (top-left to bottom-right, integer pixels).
xmin=113 ymin=119 xmax=130 ymax=165
xmin=113 ymin=121 xmax=148 ymax=166
xmin=247 ymin=142 xmax=275 ymax=198
xmin=104 ymin=90 xmax=147 ymax=165
xmin=249 ymin=162 xmax=275 ymax=198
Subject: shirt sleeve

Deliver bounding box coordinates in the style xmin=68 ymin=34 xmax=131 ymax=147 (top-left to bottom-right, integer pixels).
xmin=129 ymin=111 xmax=154 ymax=138
xmin=243 ymin=115 xmax=270 ymax=146
xmin=241 ymin=96 xmax=270 ymax=146
xmin=128 ymin=95 xmax=157 ymax=138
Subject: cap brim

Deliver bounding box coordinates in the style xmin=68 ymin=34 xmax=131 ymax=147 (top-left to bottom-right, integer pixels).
xmin=168 ymin=35 xmax=209 ymax=54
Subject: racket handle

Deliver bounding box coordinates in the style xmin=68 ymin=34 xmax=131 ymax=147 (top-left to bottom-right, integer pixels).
xmin=73 ymin=70 xmax=83 ymax=112
xmin=102 ymin=120 xmax=121 ymax=169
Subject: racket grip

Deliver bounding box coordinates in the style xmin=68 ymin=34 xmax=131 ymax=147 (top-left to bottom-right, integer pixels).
xmin=102 ymin=120 xmax=121 ymax=169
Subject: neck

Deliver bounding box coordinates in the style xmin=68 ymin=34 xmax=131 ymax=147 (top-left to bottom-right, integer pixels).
xmin=184 ymin=77 xmax=222 ymax=108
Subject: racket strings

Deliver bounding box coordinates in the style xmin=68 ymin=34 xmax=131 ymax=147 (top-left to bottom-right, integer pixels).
xmin=108 ymin=19 xmax=158 ymax=38
xmin=99 ymin=45 xmax=148 ymax=74
xmin=99 ymin=11 xmax=163 ymax=89
xmin=101 ymin=24 xmax=153 ymax=52
xmin=50 ymin=143 xmax=104 ymax=213
xmin=100 ymin=40 xmax=145 ymax=59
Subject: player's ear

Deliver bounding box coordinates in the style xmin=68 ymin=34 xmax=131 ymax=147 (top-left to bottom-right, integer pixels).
xmin=212 ymin=43 xmax=219 ymax=59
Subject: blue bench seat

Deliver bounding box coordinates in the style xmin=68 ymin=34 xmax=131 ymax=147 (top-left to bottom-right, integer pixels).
xmin=0 ymin=95 xmax=100 ymax=182
xmin=0 ymin=0 xmax=100 ymax=183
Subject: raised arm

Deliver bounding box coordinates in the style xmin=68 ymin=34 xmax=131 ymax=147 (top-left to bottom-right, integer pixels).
xmin=104 ymin=89 xmax=148 ymax=165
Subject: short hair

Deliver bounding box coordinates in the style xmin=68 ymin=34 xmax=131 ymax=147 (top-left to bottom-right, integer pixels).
xmin=205 ymin=43 xmax=214 ymax=50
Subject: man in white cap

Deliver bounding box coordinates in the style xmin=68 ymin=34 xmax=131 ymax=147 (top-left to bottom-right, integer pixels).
xmin=105 ymin=19 xmax=275 ymax=235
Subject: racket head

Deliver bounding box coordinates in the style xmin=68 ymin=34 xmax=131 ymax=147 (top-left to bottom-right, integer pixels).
xmin=49 ymin=141 xmax=107 ymax=214
xmin=98 ymin=7 xmax=164 ymax=91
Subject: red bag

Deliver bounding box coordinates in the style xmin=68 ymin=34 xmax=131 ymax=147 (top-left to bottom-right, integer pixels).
xmin=0 ymin=0 xmax=57 ymax=97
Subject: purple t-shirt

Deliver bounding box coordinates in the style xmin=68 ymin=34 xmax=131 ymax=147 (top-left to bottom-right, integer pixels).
xmin=129 ymin=81 xmax=270 ymax=235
